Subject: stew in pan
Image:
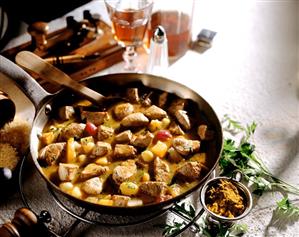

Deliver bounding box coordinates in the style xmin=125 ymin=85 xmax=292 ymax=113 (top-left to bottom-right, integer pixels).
xmin=38 ymin=85 xmax=215 ymax=207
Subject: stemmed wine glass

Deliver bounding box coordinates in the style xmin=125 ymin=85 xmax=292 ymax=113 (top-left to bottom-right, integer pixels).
xmin=104 ymin=0 xmax=153 ymax=72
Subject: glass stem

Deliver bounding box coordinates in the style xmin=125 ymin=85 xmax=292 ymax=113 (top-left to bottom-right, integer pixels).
xmin=123 ymin=46 xmax=137 ymax=71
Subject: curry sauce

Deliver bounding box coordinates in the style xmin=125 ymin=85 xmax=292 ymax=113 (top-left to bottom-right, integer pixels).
xmin=38 ymin=87 xmax=215 ymax=207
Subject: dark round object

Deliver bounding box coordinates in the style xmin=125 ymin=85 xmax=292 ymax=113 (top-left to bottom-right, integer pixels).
xmin=0 ymin=167 xmax=12 ymax=181
xmin=38 ymin=210 xmax=52 ymax=223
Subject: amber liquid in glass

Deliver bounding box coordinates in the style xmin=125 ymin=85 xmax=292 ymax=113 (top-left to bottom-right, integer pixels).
xmin=110 ymin=9 xmax=150 ymax=47
xmin=148 ymin=11 xmax=191 ymax=58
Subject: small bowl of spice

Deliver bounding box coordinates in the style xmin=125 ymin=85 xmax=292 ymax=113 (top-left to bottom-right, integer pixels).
xmin=200 ymin=176 xmax=253 ymax=225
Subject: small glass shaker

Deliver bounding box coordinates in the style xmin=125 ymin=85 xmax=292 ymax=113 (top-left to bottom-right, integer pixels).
xmin=147 ymin=26 xmax=168 ymax=75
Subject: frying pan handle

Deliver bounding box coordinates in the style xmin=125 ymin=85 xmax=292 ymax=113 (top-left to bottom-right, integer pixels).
xmin=0 ymin=55 xmax=51 ymax=110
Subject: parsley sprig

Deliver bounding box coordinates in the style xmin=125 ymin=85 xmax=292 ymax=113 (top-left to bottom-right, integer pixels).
xmin=220 ymin=115 xmax=299 ymax=196
xmin=160 ymin=116 xmax=299 ymax=236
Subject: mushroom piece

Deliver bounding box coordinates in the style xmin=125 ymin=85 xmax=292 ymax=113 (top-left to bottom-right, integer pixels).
xmin=81 ymin=111 xmax=109 ymax=126
xmin=121 ymin=112 xmax=149 ymax=127
xmin=167 ymin=147 xmax=183 ymax=163
xmin=81 ymin=177 xmax=103 ymax=195
xmin=168 ymin=98 xmax=186 ymax=116
xmin=197 ymin=125 xmax=214 ymax=140
xmin=38 ymin=142 xmax=66 ymax=166
xmin=130 ymin=131 xmax=154 ymax=148
xmin=90 ymin=141 xmax=112 ymax=158
xmin=126 ymin=88 xmax=140 ymax=103
xmin=80 ymin=163 xmax=109 ymax=180
xmin=112 ymin=195 xmax=130 ymax=207
xmin=97 ymin=125 xmax=114 ymax=141
xmin=175 ymin=110 xmax=191 ymax=130
xmin=58 ymin=163 xmax=79 ymax=181
xmin=114 ymin=130 xmax=133 ymax=144
xmin=157 ymin=92 xmax=168 ymax=108
xmin=58 ymin=106 xmax=75 ymax=121
xmin=113 ymin=144 xmax=137 ymax=159
xmin=154 ymin=157 xmax=171 ymax=184
xmin=59 ymin=123 xmax=85 ymax=141
xmin=139 ymin=181 xmax=168 ymax=197
xmin=112 ymin=160 xmax=137 ymax=185
xmin=175 ymin=161 xmax=202 ymax=182
xmin=113 ymin=103 xmax=134 ymax=120
xmin=168 ymin=121 xmax=185 ymax=136
xmin=172 ymin=137 xmax=200 ymax=156
xmin=144 ymin=105 xmax=167 ymax=120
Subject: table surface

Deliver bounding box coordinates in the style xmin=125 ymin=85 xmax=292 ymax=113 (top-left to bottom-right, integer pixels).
xmin=0 ymin=1 xmax=298 ymax=236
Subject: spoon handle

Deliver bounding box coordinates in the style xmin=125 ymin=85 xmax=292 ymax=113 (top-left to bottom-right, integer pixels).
xmin=15 ymin=51 xmax=105 ymax=104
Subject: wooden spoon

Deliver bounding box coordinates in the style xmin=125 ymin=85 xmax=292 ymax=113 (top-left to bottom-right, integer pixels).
xmin=15 ymin=51 xmax=107 ymax=105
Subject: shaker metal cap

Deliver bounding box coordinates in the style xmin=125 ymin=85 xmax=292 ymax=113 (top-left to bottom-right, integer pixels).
xmin=152 ymin=25 xmax=166 ymax=44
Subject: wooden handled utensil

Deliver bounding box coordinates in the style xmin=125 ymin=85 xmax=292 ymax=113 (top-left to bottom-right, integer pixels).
xmin=15 ymin=51 xmax=107 ymax=105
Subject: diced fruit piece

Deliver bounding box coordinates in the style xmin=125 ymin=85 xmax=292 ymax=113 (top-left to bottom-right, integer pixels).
xmin=95 ymin=157 xmax=109 ymax=165
xmin=155 ymin=130 xmax=172 ymax=142
xmin=80 ymin=136 xmax=95 ymax=154
xmin=98 ymin=199 xmax=114 ymax=206
xmin=39 ymin=131 xmax=56 ymax=145
xmin=84 ymin=122 xmax=98 ymax=136
xmin=59 ymin=182 xmax=74 ymax=192
xmin=141 ymin=150 xmax=154 ymax=163
xmin=71 ymin=186 xmax=82 ymax=198
xmin=148 ymin=119 xmax=162 ymax=132
xmin=120 ymin=182 xmax=139 ymax=196
xmin=78 ymin=154 xmax=87 ymax=163
xmin=66 ymin=137 xmax=76 ymax=163
xmin=150 ymin=141 xmax=168 ymax=158
xmin=161 ymin=118 xmax=171 ymax=128
xmin=142 ymin=172 xmax=150 ymax=182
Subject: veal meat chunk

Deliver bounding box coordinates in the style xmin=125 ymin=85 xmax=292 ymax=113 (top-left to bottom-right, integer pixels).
xmin=168 ymin=99 xmax=186 ymax=116
xmin=175 ymin=110 xmax=191 ymax=130
xmin=126 ymin=88 xmax=140 ymax=103
xmin=172 ymin=137 xmax=200 ymax=156
xmin=59 ymin=123 xmax=85 ymax=141
xmin=113 ymin=144 xmax=137 ymax=159
xmin=58 ymin=106 xmax=75 ymax=121
xmin=81 ymin=111 xmax=108 ymax=126
xmin=154 ymin=157 xmax=171 ymax=184
xmin=113 ymin=103 xmax=134 ymax=120
xmin=38 ymin=142 xmax=66 ymax=166
xmin=58 ymin=163 xmax=79 ymax=181
xmin=168 ymin=121 xmax=185 ymax=136
xmin=130 ymin=131 xmax=154 ymax=148
xmin=144 ymin=105 xmax=167 ymax=120
xmin=80 ymin=163 xmax=109 ymax=180
xmin=112 ymin=195 xmax=130 ymax=207
xmin=90 ymin=141 xmax=112 ymax=158
xmin=197 ymin=125 xmax=214 ymax=140
xmin=112 ymin=160 xmax=137 ymax=185
xmin=114 ymin=130 xmax=133 ymax=144
xmin=97 ymin=125 xmax=114 ymax=141
xmin=175 ymin=161 xmax=201 ymax=182
xmin=139 ymin=181 xmax=168 ymax=197
xmin=121 ymin=112 xmax=149 ymax=127
xmin=82 ymin=177 xmax=103 ymax=195
xmin=157 ymin=92 xmax=168 ymax=108
xmin=167 ymin=147 xmax=183 ymax=163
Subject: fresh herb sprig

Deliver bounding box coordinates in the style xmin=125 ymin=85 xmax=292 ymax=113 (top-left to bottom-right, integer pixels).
xmin=161 ymin=116 xmax=299 ymax=236
xmin=220 ymin=115 xmax=299 ymax=196
xmin=269 ymin=197 xmax=299 ymax=229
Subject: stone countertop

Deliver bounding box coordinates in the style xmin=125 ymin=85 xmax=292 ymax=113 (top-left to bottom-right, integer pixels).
xmin=0 ymin=0 xmax=298 ymax=236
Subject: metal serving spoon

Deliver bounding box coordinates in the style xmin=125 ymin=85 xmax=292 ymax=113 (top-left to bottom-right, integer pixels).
xmin=15 ymin=51 xmax=122 ymax=106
